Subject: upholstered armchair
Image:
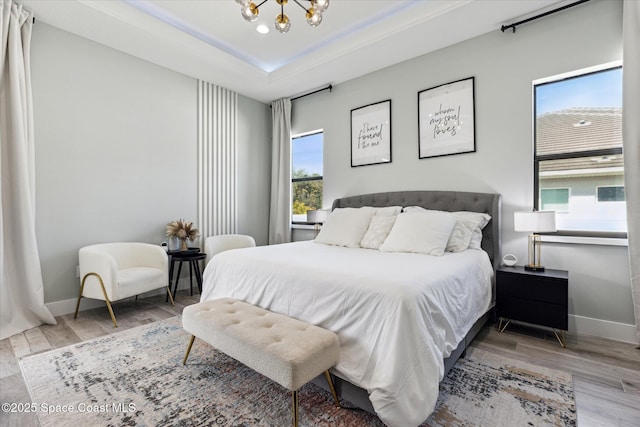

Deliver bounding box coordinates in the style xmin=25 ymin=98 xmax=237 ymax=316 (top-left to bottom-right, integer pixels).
xmin=204 ymin=234 xmax=256 ymax=266
xmin=74 ymin=242 xmax=174 ymax=327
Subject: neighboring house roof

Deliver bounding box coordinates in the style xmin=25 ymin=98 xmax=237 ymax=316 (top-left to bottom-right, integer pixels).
xmin=536 ymin=107 xmax=623 ymax=174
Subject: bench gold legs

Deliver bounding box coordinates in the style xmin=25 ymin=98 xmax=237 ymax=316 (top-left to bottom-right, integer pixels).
xmin=183 ymin=335 xmax=196 ymax=365
xmin=324 ymin=371 xmax=341 ymax=408
xmin=292 ymin=390 xmax=299 ymax=427
xmin=291 ymin=371 xmax=340 ymax=426
xmin=184 ymin=336 xmax=341 ymax=426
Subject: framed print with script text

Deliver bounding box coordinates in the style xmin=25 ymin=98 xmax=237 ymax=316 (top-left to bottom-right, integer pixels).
xmin=351 ymin=99 xmax=392 ymax=167
xmin=418 ymin=77 xmax=475 ymax=159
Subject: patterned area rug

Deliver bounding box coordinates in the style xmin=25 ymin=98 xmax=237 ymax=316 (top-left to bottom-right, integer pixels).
xmin=19 ymin=317 xmax=576 ymax=426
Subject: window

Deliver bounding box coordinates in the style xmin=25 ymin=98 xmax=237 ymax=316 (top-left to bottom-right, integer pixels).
xmin=597 ymin=185 xmax=625 ymax=202
xmin=291 ymin=131 xmax=323 ymax=223
xmin=533 ymin=62 xmax=626 ymax=237
xmin=540 ymin=188 xmax=569 ymax=212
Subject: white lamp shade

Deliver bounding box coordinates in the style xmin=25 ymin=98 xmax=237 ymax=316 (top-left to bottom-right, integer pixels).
xmin=514 ymin=211 xmax=557 ymax=233
xmin=307 ymin=209 xmax=329 ymax=224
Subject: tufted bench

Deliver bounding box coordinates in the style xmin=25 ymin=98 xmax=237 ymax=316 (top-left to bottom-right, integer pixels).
xmin=182 ymin=298 xmax=341 ymax=427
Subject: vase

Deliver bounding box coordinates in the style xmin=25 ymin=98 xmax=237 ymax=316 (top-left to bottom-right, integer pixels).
xmin=168 ymin=236 xmax=180 ymax=251
xmin=180 ymin=238 xmax=188 ymax=251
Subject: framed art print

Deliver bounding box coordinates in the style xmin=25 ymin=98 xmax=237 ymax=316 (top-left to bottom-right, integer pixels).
xmin=351 ymin=99 xmax=392 ymax=167
xmin=418 ymin=77 xmax=475 ymax=159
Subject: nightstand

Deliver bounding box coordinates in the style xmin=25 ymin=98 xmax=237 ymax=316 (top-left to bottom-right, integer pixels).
xmin=496 ymin=265 xmax=569 ymax=347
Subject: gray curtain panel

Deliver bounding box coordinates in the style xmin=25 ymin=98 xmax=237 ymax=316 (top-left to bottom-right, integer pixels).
xmin=269 ymin=98 xmax=292 ymax=244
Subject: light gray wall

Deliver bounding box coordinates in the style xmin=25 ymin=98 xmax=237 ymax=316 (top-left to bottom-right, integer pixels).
xmin=291 ymin=0 xmax=633 ymax=327
xmin=237 ymin=96 xmax=271 ymax=246
xmin=32 ymin=23 xmax=270 ymax=304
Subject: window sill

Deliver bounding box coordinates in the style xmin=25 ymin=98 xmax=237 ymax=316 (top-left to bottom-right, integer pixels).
xmin=291 ymin=223 xmax=315 ymax=230
xmin=541 ymin=235 xmax=628 ymax=247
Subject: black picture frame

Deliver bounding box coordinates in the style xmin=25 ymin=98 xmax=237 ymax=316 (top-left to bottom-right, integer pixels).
xmin=350 ymin=99 xmax=392 ymax=167
xmin=418 ymin=77 xmax=475 ymax=159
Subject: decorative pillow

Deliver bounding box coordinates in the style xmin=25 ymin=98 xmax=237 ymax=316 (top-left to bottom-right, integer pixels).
xmin=468 ymin=229 xmax=484 ymax=250
xmin=402 ymin=207 xmax=491 ymax=252
xmin=445 ymin=217 xmax=480 ymax=252
xmin=360 ymin=215 xmax=397 ymax=250
xmin=379 ymin=212 xmax=456 ymax=256
xmin=362 ymin=206 xmax=403 ymax=217
xmin=452 ymin=211 xmax=491 ymax=250
xmin=314 ymin=208 xmax=375 ymax=247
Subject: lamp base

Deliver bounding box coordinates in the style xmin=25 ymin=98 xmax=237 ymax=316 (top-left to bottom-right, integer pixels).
xmin=524 ymin=264 xmax=545 ymax=272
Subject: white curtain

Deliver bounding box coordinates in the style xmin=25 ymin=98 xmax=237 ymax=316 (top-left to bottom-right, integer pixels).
xmin=0 ymin=0 xmax=56 ymax=340
xmin=269 ymin=98 xmax=292 ymax=244
xmin=623 ymin=0 xmax=640 ymax=345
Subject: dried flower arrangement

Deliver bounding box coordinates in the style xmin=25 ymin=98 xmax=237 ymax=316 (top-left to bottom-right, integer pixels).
xmin=166 ymin=219 xmax=200 ymax=250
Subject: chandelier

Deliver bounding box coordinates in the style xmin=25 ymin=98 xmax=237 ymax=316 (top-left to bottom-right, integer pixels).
xmin=235 ymin=0 xmax=330 ymax=34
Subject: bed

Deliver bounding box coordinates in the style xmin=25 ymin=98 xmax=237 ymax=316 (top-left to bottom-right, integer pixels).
xmin=200 ymin=190 xmax=502 ymax=427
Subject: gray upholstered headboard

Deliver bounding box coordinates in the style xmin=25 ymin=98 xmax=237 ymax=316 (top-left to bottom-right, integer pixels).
xmin=331 ymin=190 xmax=502 ymax=269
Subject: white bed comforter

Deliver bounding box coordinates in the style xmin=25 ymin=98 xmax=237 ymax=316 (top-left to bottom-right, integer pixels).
xmin=200 ymin=241 xmax=493 ymax=427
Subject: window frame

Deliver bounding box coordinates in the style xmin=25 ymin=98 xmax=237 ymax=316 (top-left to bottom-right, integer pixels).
xmin=532 ymin=61 xmax=626 ymax=239
xmin=291 ymin=130 xmax=324 ymax=225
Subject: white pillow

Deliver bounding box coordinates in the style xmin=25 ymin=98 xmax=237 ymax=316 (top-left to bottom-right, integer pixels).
xmin=379 ymin=212 xmax=456 ymax=256
xmin=360 ymin=215 xmax=397 ymax=249
xmin=445 ymin=216 xmax=479 ymax=252
xmin=452 ymin=211 xmax=491 ymax=250
xmin=403 ymin=207 xmax=490 ymax=252
xmin=402 ymin=206 xmax=428 ymax=214
xmin=362 ymin=206 xmax=402 ymax=217
xmin=314 ymin=208 xmax=375 ymax=247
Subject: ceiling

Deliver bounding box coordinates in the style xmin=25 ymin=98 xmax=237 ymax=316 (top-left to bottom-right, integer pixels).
xmin=22 ymin=0 xmax=568 ymax=103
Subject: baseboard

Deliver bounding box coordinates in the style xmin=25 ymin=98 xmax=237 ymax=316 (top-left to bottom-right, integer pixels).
xmin=568 ymin=314 xmax=637 ymax=344
xmin=46 ymin=280 xmax=192 ymax=317
xmin=46 ymin=292 xmax=637 ymax=344
xmin=47 ymin=297 xmax=105 ymax=317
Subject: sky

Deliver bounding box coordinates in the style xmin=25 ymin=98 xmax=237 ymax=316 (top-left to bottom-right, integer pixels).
xmin=292 ymin=132 xmax=323 ymax=175
xmin=535 ymin=67 xmax=622 ymax=116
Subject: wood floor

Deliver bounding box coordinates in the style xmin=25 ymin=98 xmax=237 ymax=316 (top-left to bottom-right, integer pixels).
xmin=1 ymin=292 xmax=638 ymax=427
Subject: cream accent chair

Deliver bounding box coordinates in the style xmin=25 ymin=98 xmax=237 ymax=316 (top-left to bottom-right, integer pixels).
xmin=74 ymin=242 xmax=174 ymax=327
xmin=204 ymin=234 xmax=256 ymax=266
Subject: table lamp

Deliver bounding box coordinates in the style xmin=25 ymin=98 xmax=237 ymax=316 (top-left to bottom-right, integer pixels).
xmin=306 ymin=209 xmax=329 ymax=237
xmin=514 ymin=210 xmax=556 ymax=272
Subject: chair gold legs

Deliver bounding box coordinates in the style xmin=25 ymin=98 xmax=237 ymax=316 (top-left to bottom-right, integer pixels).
xmin=166 ymin=286 xmax=175 ymax=306
xmin=292 ymin=390 xmax=299 ymax=427
xmin=103 ymin=299 xmax=118 ymax=328
xmin=75 ymin=272 xmax=118 ymax=327
xmin=183 ymin=335 xmax=196 ymax=365
xmin=75 ymin=273 xmax=174 ymax=327
xmin=324 ymin=370 xmax=341 ymax=408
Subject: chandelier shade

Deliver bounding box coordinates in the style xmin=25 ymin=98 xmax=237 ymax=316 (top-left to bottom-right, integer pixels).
xmin=236 ymin=0 xmax=329 ymax=33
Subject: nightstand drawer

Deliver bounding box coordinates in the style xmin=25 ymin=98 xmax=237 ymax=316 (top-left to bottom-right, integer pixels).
xmin=497 ymin=296 xmax=568 ymax=330
xmin=497 ymin=270 xmax=568 ymax=305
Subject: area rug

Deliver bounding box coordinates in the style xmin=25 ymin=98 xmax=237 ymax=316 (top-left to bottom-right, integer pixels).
xmin=19 ymin=317 xmax=576 ymax=426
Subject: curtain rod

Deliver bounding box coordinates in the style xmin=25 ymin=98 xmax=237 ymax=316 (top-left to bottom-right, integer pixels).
xmin=501 ymin=0 xmax=590 ymax=33
xmin=291 ymin=84 xmax=332 ymax=102
xmin=269 ymin=84 xmax=332 ymax=108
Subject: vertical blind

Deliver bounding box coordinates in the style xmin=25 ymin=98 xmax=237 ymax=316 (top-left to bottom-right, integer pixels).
xmin=197 ymin=81 xmax=238 ymax=241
